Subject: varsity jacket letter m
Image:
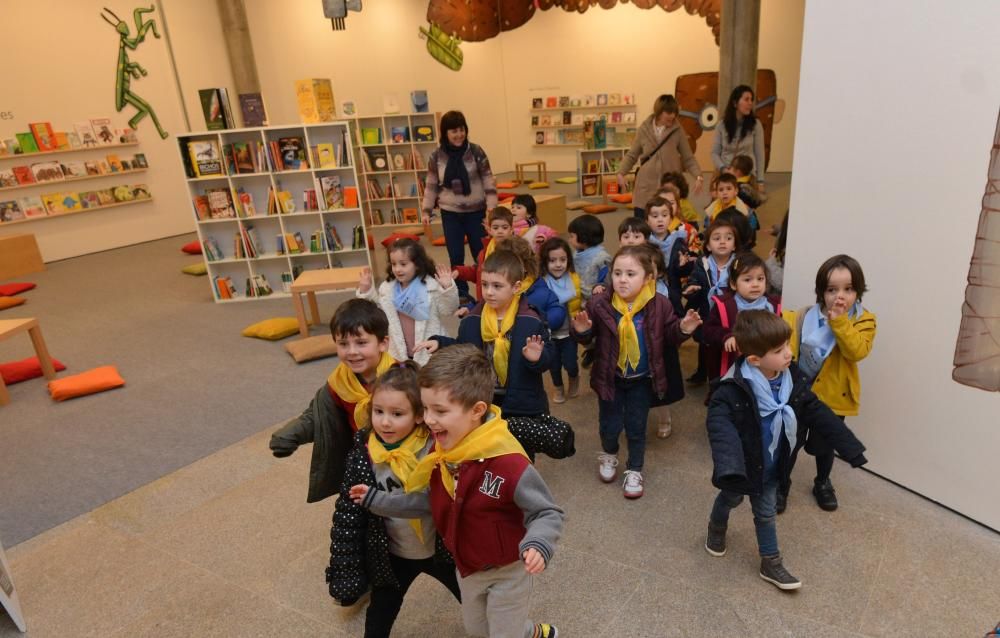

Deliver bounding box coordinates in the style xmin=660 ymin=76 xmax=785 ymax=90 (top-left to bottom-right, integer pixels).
xmin=479 ymin=471 xmax=504 ymax=499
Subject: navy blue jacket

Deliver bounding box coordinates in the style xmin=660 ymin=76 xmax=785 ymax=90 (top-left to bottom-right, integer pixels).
xmin=706 ymin=359 xmax=867 ymax=496
xmin=433 ymin=297 xmax=553 ymax=417
xmin=524 ymin=277 xmax=566 ymax=331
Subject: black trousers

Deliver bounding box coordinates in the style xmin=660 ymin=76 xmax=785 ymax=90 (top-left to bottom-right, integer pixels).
xmin=784 ymin=415 xmax=841 ymax=493
xmin=365 ymin=553 xmax=461 ymax=638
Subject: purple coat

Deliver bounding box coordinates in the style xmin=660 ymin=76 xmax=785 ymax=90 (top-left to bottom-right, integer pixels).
xmin=572 ymin=289 xmax=690 ymax=402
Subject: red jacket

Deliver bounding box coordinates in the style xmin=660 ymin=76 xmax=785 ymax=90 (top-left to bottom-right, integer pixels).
xmin=453 ymin=245 xmax=489 ymax=299
xmin=429 ymin=453 xmax=529 ymax=577
xmin=702 ymin=292 xmax=782 ymax=378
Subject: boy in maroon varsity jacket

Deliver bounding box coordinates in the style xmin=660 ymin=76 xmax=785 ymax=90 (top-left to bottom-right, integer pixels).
xmin=351 ymin=344 xmax=563 ymax=638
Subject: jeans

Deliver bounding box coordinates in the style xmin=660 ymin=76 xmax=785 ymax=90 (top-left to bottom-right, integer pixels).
xmin=365 ymin=553 xmax=461 ymax=638
xmin=709 ymin=472 xmax=779 ymax=556
xmin=548 ymin=336 xmax=578 ymax=387
xmin=598 ymin=376 xmax=653 ymax=471
xmin=441 ymin=208 xmax=486 ymax=297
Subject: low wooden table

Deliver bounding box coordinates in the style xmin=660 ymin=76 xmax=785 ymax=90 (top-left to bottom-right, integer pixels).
xmin=514 ymin=161 xmax=547 ymax=185
xmin=0 ymin=317 xmax=57 ymax=406
xmin=290 ymin=267 xmax=365 ymax=338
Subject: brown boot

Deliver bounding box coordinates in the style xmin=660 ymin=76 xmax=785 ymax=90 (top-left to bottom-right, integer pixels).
xmin=567 ymin=375 xmax=580 ymax=398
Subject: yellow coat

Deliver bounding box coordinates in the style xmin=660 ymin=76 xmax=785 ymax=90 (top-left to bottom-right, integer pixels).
xmin=784 ymin=306 xmax=877 ymax=417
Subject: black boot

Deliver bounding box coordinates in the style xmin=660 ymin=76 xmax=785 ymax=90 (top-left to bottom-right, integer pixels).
xmin=705 ymin=521 xmax=727 ymax=557
xmin=776 ymin=489 xmax=788 ymax=514
xmin=812 ymin=479 xmax=838 ymax=511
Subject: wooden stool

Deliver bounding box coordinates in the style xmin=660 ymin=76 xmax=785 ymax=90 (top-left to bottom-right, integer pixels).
xmin=0 ymin=317 xmax=57 ymax=406
xmin=290 ymin=267 xmax=366 ymax=338
xmin=514 ymin=161 xmax=547 ymax=185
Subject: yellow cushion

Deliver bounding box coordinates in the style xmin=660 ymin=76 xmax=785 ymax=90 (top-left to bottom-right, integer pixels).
xmin=566 ymin=200 xmax=590 ymax=210
xmin=48 ymin=366 xmax=125 ymax=401
xmin=285 ymin=335 xmax=338 ymax=363
xmin=0 ymin=296 xmax=26 ymax=310
xmin=582 ymin=204 xmax=617 ymax=214
xmin=528 ymin=182 xmax=549 ymax=189
xmin=242 ymin=317 xmax=300 ymax=340
xmin=555 ymin=176 xmax=578 ymax=184
xmin=182 ymin=262 xmax=208 ymax=276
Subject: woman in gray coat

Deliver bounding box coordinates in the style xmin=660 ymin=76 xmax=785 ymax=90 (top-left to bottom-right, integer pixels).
xmin=712 ymin=84 xmax=766 ymax=194
xmin=617 ymin=94 xmax=703 ymax=217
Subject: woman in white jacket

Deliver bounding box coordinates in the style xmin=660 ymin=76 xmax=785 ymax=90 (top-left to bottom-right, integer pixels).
xmin=357 ymin=237 xmax=459 ymax=365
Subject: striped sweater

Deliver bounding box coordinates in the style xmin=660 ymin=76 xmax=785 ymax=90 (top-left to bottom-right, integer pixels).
xmin=421 ymin=143 xmax=498 ymax=214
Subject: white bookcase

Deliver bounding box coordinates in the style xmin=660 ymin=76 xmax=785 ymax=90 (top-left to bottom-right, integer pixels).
xmin=577 ymin=147 xmax=634 ymax=199
xmin=177 ymin=122 xmax=371 ymax=303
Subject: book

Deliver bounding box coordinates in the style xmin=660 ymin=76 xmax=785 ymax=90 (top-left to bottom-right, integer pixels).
xmin=546 ymin=96 xmax=557 ymax=108
xmin=562 ymin=111 xmax=572 ymax=125
xmin=585 ymin=159 xmax=599 ymax=174
xmin=609 ymin=93 xmax=621 ymax=106
xmin=320 ymin=175 xmax=342 ymax=209
xmin=391 ymin=151 xmax=407 ymax=170
xmin=540 ymin=115 xmax=552 ymax=126
xmin=0 ymin=200 xmax=22 ymax=222
xmin=278 ymin=137 xmax=307 ymax=170
xmin=31 ymin=161 xmax=64 ymax=182
xmin=106 ymin=154 xmax=125 ymax=173
xmin=582 ymin=175 xmax=599 ymax=197
xmin=365 ymin=147 xmax=389 ymax=171
xmin=390 ymin=126 xmax=410 ymax=143
xmin=0 ymin=169 xmax=16 ymax=188
xmin=411 ymin=90 xmax=429 ymax=113
xmin=192 ymin=195 xmax=210 ymax=220
xmin=531 ymin=116 xmax=539 ymax=126
xmin=535 ymin=131 xmax=544 ymax=145
xmin=277 ymin=190 xmax=295 ymax=213
xmin=206 ymin=188 xmax=236 ymax=218
xmin=238 ymin=92 xmax=268 ymax=127
xmin=117 ymin=128 xmax=138 ymax=144
xmin=236 ymin=188 xmax=256 ymax=216
xmin=29 ymin=122 xmax=57 ymax=151
xmin=90 ymin=118 xmax=115 ymax=144
xmin=131 ymin=184 xmax=151 ymax=200
xmin=203 ymin=237 xmax=223 ymax=261
xmin=60 ymin=161 xmax=87 ymax=178
xmin=295 ymin=78 xmax=335 ymax=123
xmin=593 ymin=119 xmax=607 ymax=149
xmin=15 ymin=133 xmax=38 ymax=154
xmin=597 ymin=94 xmax=608 ymax=106
xmin=218 ymin=88 xmax=236 ymax=129
xmin=532 ymin=98 xmax=543 ymax=109
xmin=325 ymin=222 xmax=344 ymax=251
xmin=559 ymin=96 xmax=569 ymax=107
xmin=343 ymin=186 xmax=358 ymax=208
xmin=361 ymin=127 xmax=382 ymax=144
xmin=382 ymin=93 xmax=400 ymax=114
xmin=233 ymin=143 xmax=255 ymax=173
xmin=74 ymin=121 xmax=99 ymax=147
xmin=340 ymin=100 xmax=356 ymax=116
xmin=132 ymin=153 xmax=148 ymax=168
xmin=316 ymin=143 xmax=337 ymax=168
xmin=188 ymin=140 xmax=223 ymax=177
xmin=402 ymin=208 xmax=419 ymax=223
xmin=18 ymin=196 xmax=46 ymax=217
xmin=78 ymin=191 xmax=102 ymax=209
xmin=199 ymin=89 xmax=226 ymax=129
xmin=623 ymin=112 xmax=636 ymax=124
xmin=112 ymin=185 xmax=135 ymax=202
xmin=413 ymin=126 xmax=434 ymax=142
xmin=13 ymin=166 xmax=35 ymax=185
xmin=95 ymin=189 xmax=114 ymax=205
xmin=84 ymin=161 xmax=101 ymax=175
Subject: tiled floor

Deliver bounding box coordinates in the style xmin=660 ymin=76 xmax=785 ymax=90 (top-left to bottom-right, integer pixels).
xmin=3 ymin=360 xmax=998 ymax=637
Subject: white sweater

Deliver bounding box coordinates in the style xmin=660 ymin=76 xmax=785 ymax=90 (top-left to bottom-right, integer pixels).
xmin=356 ymin=277 xmax=459 ymax=365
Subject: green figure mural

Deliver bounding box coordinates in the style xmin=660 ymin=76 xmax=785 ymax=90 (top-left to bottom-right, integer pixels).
xmin=100 ymin=6 xmax=168 ymax=139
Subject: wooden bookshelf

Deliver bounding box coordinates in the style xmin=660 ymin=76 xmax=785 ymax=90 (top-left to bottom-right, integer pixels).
xmin=177 ymin=122 xmax=372 ymax=303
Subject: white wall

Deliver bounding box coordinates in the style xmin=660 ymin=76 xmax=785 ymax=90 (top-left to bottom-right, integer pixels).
xmin=0 ymin=0 xmax=194 ymax=262
xmin=785 ymin=1 xmax=1000 ymax=529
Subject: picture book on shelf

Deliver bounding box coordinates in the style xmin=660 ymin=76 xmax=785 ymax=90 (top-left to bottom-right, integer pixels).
xmin=90 ymin=118 xmax=115 ymax=144
xmin=391 ymin=152 xmax=407 ymax=170
xmin=78 ymin=191 xmax=102 ymax=209
xmin=60 ymin=161 xmax=87 ymax=178
xmin=31 ymin=161 xmax=64 ymax=182
xmin=29 ymin=123 xmax=57 ymax=151
xmin=11 ymin=166 xmax=33 ymax=185
xmin=233 ymin=143 xmax=256 ymax=173
xmin=238 ymin=92 xmax=268 ymax=127
xmin=316 ymin=143 xmax=337 ymax=168
xmin=106 ymin=154 xmax=125 ymax=173
xmin=581 ymin=175 xmax=599 ymax=197
xmin=117 ymin=128 xmax=138 ymax=144
xmin=65 ymin=132 xmax=81 ymax=149
xmin=236 ymin=188 xmax=256 ymax=216
xmin=18 ymin=196 xmax=46 ymax=217
xmin=131 ymin=184 xmax=151 ymax=200
xmin=188 ymin=140 xmax=223 ymax=177
xmin=113 ymin=185 xmax=135 ymax=202
xmin=277 ymin=190 xmax=295 ymax=213
xmin=84 ymin=161 xmax=101 ymax=175
xmin=295 ymin=78 xmax=335 ymax=123
xmin=361 ymin=127 xmax=382 ymax=145
xmin=320 ymin=175 xmax=342 ymax=209
xmin=206 ymin=188 xmax=236 ymax=218
xmin=411 ymin=90 xmax=429 ymax=113
xmin=192 ymin=195 xmax=210 ymax=220
xmin=199 ymin=89 xmax=228 ymax=130
xmin=278 ymin=137 xmax=307 ymax=170
xmin=0 ymin=200 xmax=22 ymax=222
xmin=365 ymin=147 xmax=389 ymax=171
xmin=0 ymin=170 xmax=16 ymax=188
xmin=597 ymin=94 xmax=608 ymax=106
xmin=546 ymin=97 xmax=557 ymax=108
xmin=390 ymin=126 xmax=410 ymax=143
xmin=340 ymin=100 xmax=356 ymax=116
xmin=593 ymin=119 xmax=607 ymax=149
xmin=95 ymin=189 xmax=115 ymax=205
xmin=343 ymin=186 xmax=358 ymax=207
xmin=532 ymin=98 xmax=543 ymax=109
xmin=133 ymin=153 xmax=148 ymax=168
xmin=413 ymin=126 xmax=434 ymax=142
xmin=585 ymin=159 xmax=599 ymax=174
xmin=74 ymin=121 xmax=99 ymax=147
xmin=15 ymin=133 xmax=38 ymax=154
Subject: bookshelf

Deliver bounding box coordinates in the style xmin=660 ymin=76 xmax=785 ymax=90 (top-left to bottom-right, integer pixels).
xmin=177 ymin=122 xmax=372 ymax=303
xmin=531 ymin=103 xmax=638 ymax=147
xmin=577 ymin=147 xmax=634 ymax=199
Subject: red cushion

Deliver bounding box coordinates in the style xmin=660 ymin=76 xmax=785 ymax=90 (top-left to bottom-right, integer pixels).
xmin=380 ymin=232 xmax=420 ymax=248
xmin=609 ymin=193 xmax=633 ymax=204
xmin=496 ymin=181 xmax=517 ymax=189
xmin=497 ymin=192 xmax=518 ymax=200
xmin=0 ymin=356 xmax=67 ymax=385
xmin=0 ymin=282 xmax=35 ymax=296
xmin=181 ymin=240 xmax=202 ymax=254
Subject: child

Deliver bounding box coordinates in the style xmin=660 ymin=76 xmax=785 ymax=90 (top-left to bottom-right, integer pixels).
xmin=568 ymin=213 xmax=611 ymax=302
xmin=779 ymin=254 xmax=876 ymax=513
xmin=496 ymin=236 xmax=566 ymax=332
xmin=357 ymin=237 xmax=459 ymax=365
xmin=704 ymin=173 xmax=749 ymax=226
xmin=592 ymin=217 xmax=651 ymax=296
xmin=453 ymin=206 xmax=515 ymax=305
xmin=572 ymin=246 xmax=702 ymax=498
xmin=702 ymin=252 xmax=782 ymax=382
xmin=659 ymin=171 xmax=701 ymax=227
xmin=269 ymin=299 xmax=396 ymax=503
xmin=540 ymin=237 xmax=582 ymax=404
xmin=704 ymin=310 xmax=868 ymax=590
xmin=352 ymin=345 xmax=564 ymax=638
xmin=684 ymin=218 xmax=740 ymax=384
xmin=327 ymin=361 xmax=461 ymax=636
xmin=510 ymin=193 xmax=558 ymax=253
xmin=727 ymin=154 xmax=762 ymax=210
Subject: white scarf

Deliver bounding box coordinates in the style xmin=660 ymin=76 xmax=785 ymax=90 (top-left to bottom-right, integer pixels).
xmin=740 ymin=360 xmax=797 ymax=461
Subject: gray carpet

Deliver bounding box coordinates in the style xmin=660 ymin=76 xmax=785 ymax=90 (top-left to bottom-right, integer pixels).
xmin=0 ymin=171 xmax=789 ymax=547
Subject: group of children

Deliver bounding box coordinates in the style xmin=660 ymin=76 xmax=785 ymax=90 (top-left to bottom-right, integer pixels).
xmin=268 ymin=167 xmax=878 ymax=634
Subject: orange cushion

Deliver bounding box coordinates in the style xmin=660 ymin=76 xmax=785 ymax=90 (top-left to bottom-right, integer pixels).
xmin=582 ymin=204 xmax=617 ymax=214
xmin=381 ymin=232 xmax=420 ymax=248
xmin=1 ymin=356 xmax=67 ymax=384
xmin=181 ymin=240 xmax=202 ymax=254
xmin=496 ymin=181 xmax=517 ymax=189
xmin=0 ymin=283 xmax=35 ymax=296
xmin=48 ymin=365 xmax=125 ymax=401
xmin=609 ymin=193 xmax=633 ymax=204
xmin=0 ymin=296 xmax=26 ymax=310
xmin=433 ymin=235 xmax=466 ymax=246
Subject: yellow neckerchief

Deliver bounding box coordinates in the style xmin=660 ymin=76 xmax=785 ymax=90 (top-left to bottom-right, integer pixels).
xmin=612 ymin=280 xmax=656 ymax=374
xmin=327 ymin=352 xmax=396 ymax=429
xmin=569 ymin=272 xmax=582 ymax=315
xmin=519 ymin=274 xmax=535 ymax=293
xmin=481 ymin=298 xmax=519 ymax=386
xmin=406 ymin=405 xmax=527 ymax=498
xmin=736 ymin=175 xmax=751 ymax=184
xmin=667 ymin=217 xmax=682 ymax=232
xmin=368 ymin=427 xmax=430 ymax=542
xmin=484 ymin=237 xmax=496 ymax=260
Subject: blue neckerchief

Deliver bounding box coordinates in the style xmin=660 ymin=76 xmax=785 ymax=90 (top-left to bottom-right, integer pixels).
xmin=393 ymin=277 xmax=430 ymax=321
xmin=648 ymin=226 xmax=687 ymax=263
xmin=544 ymin=273 xmax=576 ymax=306
xmin=799 ymin=301 xmax=862 ymax=380
xmin=740 ymin=360 xmax=797 ymax=461
xmin=706 ymin=255 xmax=733 ymax=308
xmin=655 ymin=279 xmax=669 ymax=297
xmin=734 ymin=294 xmax=774 ymax=313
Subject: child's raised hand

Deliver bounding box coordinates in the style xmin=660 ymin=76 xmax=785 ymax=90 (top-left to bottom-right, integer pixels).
xmin=571 ymin=310 xmax=592 ymax=334
xmin=358 ymin=267 xmax=373 ymax=293
xmin=522 ymin=548 xmax=546 ymax=574
xmin=522 ymin=335 xmax=544 ymax=362
xmin=680 ymin=309 xmax=703 ymax=335
xmin=724 ymin=336 xmax=738 ymax=353
xmin=683 ymin=284 xmax=701 ymax=296
xmin=592 ymin=284 xmax=606 ymax=295
xmin=454 ymin=307 xmax=469 ymax=318
xmin=434 ymin=263 xmax=454 ymax=288
xmin=414 ymin=340 xmax=440 ymax=354
xmin=348 ymin=484 xmax=369 ymax=504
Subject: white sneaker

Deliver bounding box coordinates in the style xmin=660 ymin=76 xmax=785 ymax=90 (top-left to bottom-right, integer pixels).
xmin=598 ymin=454 xmax=618 ymax=483
xmin=657 ymin=420 xmax=673 ymax=439
xmin=622 ymin=470 xmax=644 ymax=499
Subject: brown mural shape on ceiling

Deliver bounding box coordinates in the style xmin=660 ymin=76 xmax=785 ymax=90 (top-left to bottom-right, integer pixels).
xmin=675 ymin=69 xmax=782 ymax=170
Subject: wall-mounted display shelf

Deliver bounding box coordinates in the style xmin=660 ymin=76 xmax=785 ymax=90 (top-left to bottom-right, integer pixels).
xmin=531 ymin=102 xmax=638 ymax=148
xmin=177 ymin=122 xmax=372 ymax=303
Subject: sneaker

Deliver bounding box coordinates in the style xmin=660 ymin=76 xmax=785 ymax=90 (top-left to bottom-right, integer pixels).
xmin=532 ymin=623 xmax=558 ymax=638
xmin=812 ymin=479 xmax=838 ymax=511
xmin=622 ymin=470 xmax=643 ymax=499
xmin=776 ymin=490 xmax=788 ymax=514
xmin=705 ymin=521 xmax=727 ymax=556
xmin=567 ymin=375 xmax=580 ymax=398
xmin=653 ymin=405 xmax=673 ymax=439
xmin=759 ymin=553 xmax=802 ymax=590
xmin=598 ymin=453 xmax=618 ymax=483
xmin=552 ymin=386 xmax=566 ymax=404
xmin=581 ymin=348 xmax=596 ymax=369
